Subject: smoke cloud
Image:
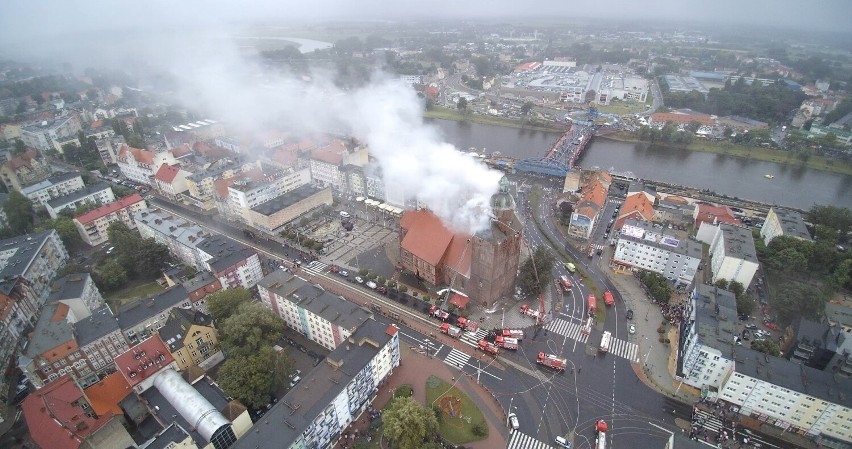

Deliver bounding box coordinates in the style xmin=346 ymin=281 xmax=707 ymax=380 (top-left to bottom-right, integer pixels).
xmin=161 ymin=36 xmax=503 ymax=234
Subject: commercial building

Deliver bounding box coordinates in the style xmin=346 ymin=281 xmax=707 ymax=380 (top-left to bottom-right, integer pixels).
xmin=195 ymin=235 xmax=263 ymax=290
xmin=45 ymin=181 xmax=115 ymax=219
xmin=760 ymin=207 xmax=812 ymax=246
xmin=232 ymin=320 xmax=400 ymax=449
xmin=709 ymin=223 xmax=759 ymax=287
xmin=244 ymin=184 xmax=333 ymax=233
xmin=611 ymin=219 xmax=703 ymax=287
xmin=19 ymin=115 xmax=82 ymax=152
xmin=116 ymin=286 xmax=191 ymax=345
xmin=663 ymin=74 xmax=709 ymax=94
xmin=157 ymin=308 xmax=220 ymax=371
xmin=20 ymin=171 xmax=85 ymax=206
xmin=73 ymin=193 xmax=147 ymax=246
xmin=257 ymin=270 xmax=373 ymax=350
xmin=116 ymin=144 xmax=177 ymax=186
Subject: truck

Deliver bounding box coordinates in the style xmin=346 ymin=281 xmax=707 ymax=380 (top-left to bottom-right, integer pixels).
xmin=477 ymin=339 xmax=500 ymax=355
xmin=440 ymin=323 xmax=462 ymax=338
xmin=587 ymin=294 xmax=597 ymax=316
xmin=502 ymin=329 xmax=525 ymax=340
xmin=559 ymin=275 xmax=573 ymax=292
xmin=595 ymin=419 xmax=608 ymax=449
xmin=520 ymin=304 xmax=542 ymax=320
xmin=599 ymin=331 xmax=611 ymax=353
xmin=495 ymin=336 xmax=518 ymax=350
xmin=456 ymin=317 xmax=479 ymax=332
xmin=564 ymin=262 xmax=576 ymax=273
xmin=429 ymin=306 xmax=450 ymax=321
xmin=603 ymin=290 xmax=614 ymax=306
xmin=581 ymin=317 xmax=593 ymax=336
xmin=536 ymin=352 xmax=567 ymax=371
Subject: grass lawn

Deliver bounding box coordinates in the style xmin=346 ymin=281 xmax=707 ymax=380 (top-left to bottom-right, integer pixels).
xmin=105 ymin=279 xmax=165 ymax=311
xmin=425 ymin=106 xmax=564 ymax=132
xmin=595 ymin=100 xmax=648 ymax=116
xmin=425 ymin=375 xmax=488 ymax=444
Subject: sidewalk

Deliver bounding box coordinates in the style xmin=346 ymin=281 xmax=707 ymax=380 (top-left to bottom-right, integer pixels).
xmin=334 ymin=345 xmax=508 ymax=449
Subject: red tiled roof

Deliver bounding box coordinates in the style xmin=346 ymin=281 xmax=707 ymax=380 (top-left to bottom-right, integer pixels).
xmin=615 ymin=193 xmax=655 ymax=229
xmin=171 ymin=143 xmax=192 ymax=158
xmin=311 ymin=139 xmax=347 ymax=165
xmin=84 ymin=372 xmax=132 ymax=417
xmin=425 ymin=86 xmax=439 ymax=98
xmin=22 ymin=375 xmax=113 ymax=449
xmin=114 ymin=335 xmax=175 ymax=388
xmin=193 ymin=141 xmax=229 ymax=159
xmin=90 ymin=120 xmax=104 ymax=128
xmin=271 ymin=146 xmax=298 ymax=167
xmin=515 ymin=61 xmax=541 ymax=71
xmin=214 ymin=177 xmax=236 ymax=198
xmin=695 ymin=204 xmax=742 ymax=227
xmin=155 ymin=164 xmax=181 ymax=183
xmin=443 ymin=235 xmax=472 ymax=277
xmin=449 ymin=293 xmax=469 ymax=310
xmin=118 ymin=144 xmax=155 ymax=164
xmin=75 ymin=194 xmax=144 ymax=224
xmin=400 ymin=210 xmax=455 ymax=266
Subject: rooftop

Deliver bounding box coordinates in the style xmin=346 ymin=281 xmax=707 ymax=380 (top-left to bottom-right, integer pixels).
xmin=116 ymin=285 xmax=189 ymax=330
xmin=195 ymin=235 xmax=256 ymax=272
xmin=73 ymin=305 xmax=120 ymax=347
xmin=233 ymin=320 xmax=395 ymax=449
xmin=154 ymin=164 xmax=181 ymax=184
xmin=719 ymin=223 xmax=758 ymax=263
xmin=133 ymin=209 xmax=210 ymax=247
xmin=20 ymin=171 xmax=82 ymax=195
xmin=768 ymin=207 xmax=812 ymax=241
xmin=23 ymin=301 xmax=74 ymax=360
xmin=114 ymin=335 xmax=175 ymax=388
xmin=400 ymin=209 xmax=456 ymax=266
xmin=83 ymin=372 xmax=132 ymax=417
xmin=118 ymin=145 xmax=155 ymax=165
xmin=825 ymin=302 xmax=852 ymax=329
xmin=158 ymin=308 xmax=214 ymax=352
xmin=258 ymin=270 xmax=372 ymax=332
xmin=250 ymin=184 xmax=327 ymax=216
xmin=46 ymin=182 xmax=112 ymax=209
xmin=74 ymin=193 xmax=144 ymax=224
xmin=619 ymin=219 xmax=703 ymax=259
xmin=46 ymin=273 xmax=93 ymax=304
xmin=691 ymin=284 xmax=739 ymax=350
xmin=142 ymin=423 xmax=193 ymax=449
xmin=0 ymin=230 xmax=59 ymax=292
xmin=695 ymin=203 xmax=741 ymax=227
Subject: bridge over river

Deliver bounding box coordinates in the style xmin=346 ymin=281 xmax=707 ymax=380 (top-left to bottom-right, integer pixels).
xmin=510 ymin=120 xmax=603 ymax=177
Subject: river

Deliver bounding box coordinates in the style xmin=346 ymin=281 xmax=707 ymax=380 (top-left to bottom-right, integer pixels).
xmin=427 ymin=119 xmax=852 ymax=210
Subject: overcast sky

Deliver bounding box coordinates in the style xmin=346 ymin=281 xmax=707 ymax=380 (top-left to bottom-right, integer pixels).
xmin=1 ymin=0 xmax=850 ymax=49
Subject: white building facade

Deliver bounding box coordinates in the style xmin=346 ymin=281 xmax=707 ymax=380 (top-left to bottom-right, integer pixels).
xmin=20 ymin=173 xmax=85 ymax=206
xmin=611 ymin=220 xmax=703 ymax=287
xmin=45 ymin=183 xmax=115 ymax=219
xmin=709 ymin=223 xmax=759 ymax=287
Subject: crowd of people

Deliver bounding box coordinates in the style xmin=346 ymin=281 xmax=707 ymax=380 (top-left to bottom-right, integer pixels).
xmin=660 ymin=301 xmax=687 ymax=324
xmin=689 ymin=399 xmax=755 ymax=448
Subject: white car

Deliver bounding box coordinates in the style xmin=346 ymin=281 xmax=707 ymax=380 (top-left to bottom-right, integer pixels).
xmin=629 ymin=324 xmax=636 ymax=334
xmin=366 ymin=281 xmax=378 ymax=289
xmin=507 ymin=412 xmax=519 ymax=430
xmin=555 ymin=436 xmax=572 ymax=448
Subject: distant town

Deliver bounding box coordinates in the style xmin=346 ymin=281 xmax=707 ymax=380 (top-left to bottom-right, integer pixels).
xmin=0 ymin=16 xmax=851 ymax=449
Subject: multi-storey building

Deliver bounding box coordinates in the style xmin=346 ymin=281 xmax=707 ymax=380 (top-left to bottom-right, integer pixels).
xmin=74 ymin=305 xmax=129 ymax=376
xmin=258 ymin=270 xmax=373 ymax=350
xmin=184 ymin=161 xmax=250 ymax=210
xmin=93 ymin=135 xmax=125 ymax=165
xmin=760 ymin=207 xmax=813 ymax=246
xmin=233 ymin=320 xmax=400 ymax=449
xmin=709 ymin=223 xmax=759 ymax=287
xmin=222 ymin=166 xmax=311 ymax=221
xmin=0 ymin=148 xmax=52 ymax=192
xmin=653 ymin=196 xmax=696 ymax=228
xmin=45 ymin=273 xmax=104 ymax=321
xmin=195 ymin=235 xmax=263 ymax=289
xmin=244 ymin=185 xmax=333 ymax=233
xmin=19 ymin=115 xmax=81 ymax=152
xmin=153 ymin=163 xmax=191 ymax=200
xmin=568 ymin=171 xmax=610 ymax=239
xmin=0 ymin=193 xmax=7 ymax=228
xmin=309 ymin=139 xmax=367 ymax=189
xmin=611 ymin=219 xmax=703 ymax=287
xmin=116 ymin=144 xmax=177 ymax=186
xmin=157 ymin=308 xmax=220 ymax=371
xmin=45 ymin=182 xmax=115 ymax=219
xmin=116 ymin=286 xmax=191 ymax=345
xmin=182 ymin=271 xmax=223 ymax=313
xmin=340 ymin=164 xmax=366 ymax=197
xmin=73 ymin=193 xmax=147 ymax=246
xmin=134 ymin=208 xmax=212 ymax=269
xmin=0 ymin=230 xmax=68 ymax=384
xmin=20 ymin=172 xmax=85 ymax=206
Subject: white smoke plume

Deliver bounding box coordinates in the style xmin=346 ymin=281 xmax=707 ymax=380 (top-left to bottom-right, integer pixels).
xmin=162 ymin=37 xmax=503 ymax=234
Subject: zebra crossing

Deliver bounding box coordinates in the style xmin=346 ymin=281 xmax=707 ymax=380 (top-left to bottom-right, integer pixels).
xmin=608 ymin=337 xmax=639 ymax=362
xmin=303 ymin=261 xmax=328 ymax=272
xmin=443 ymin=348 xmax=470 ymax=369
xmin=507 ymin=429 xmax=553 ymax=449
xmin=693 ymin=408 xmax=726 ymax=434
xmin=589 ymin=243 xmax=605 ymax=251
xmin=545 ymin=318 xmax=590 ymax=343
xmin=459 ymin=328 xmax=489 ymax=348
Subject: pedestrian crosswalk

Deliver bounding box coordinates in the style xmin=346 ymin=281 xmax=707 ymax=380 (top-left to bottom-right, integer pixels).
xmin=545 ymin=318 xmax=590 ymax=343
xmin=507 ymin=429 xmax=553 ymax=449
xmin=303 ymin=261 xmax=328 ymax=272
xmin=545 ymin=318 xmax=639 ymax=362
xmin=459 ymin=328 xmax=489 ymax=348
xmin=443 ymin=348 xmax=470 ymax=369
xmin=693 ymin=408 xmax=725 ymax=434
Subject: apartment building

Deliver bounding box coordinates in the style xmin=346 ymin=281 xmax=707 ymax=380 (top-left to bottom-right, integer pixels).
xmin=709 ymin=223 xmax=759 ymax=287
xmin=73 ymin=193 xmax=147 ymax=246
xmin=134 ymin=209 xmax=212 ymax=269
xmin=20 ymin=172 xmax=85 ymax=206
xmin=222 ymin=166 xmax=311 ymax=221
xmin=309 ymin=139 xmax=368 ymax=189
xmin=116 ymin=286 xmax=191 ymax=345
xmin=195 ymin=235 xmax=263 ymax=289
xmin=568 ymin=171 xmax=611 ymax=239
xmin=157 ymin=308 xmax=220 ymax=371
xmin=184 ymin=161 xmax=251 ymax=210
xmin=233 ymin=320 xmax=400 ymax=449
xmin=153 ymin=163 xmax=191 ymax=200
xmin=612 ymin=219 xmax=703 ymax=287
xmin=760 ymin=207 xmax=812 ymax=246
xmin=244 ymin=185 xmax=333 ymax=233
xmin=45 ymin=182 xmax=115 ymax=219
xmin=116 ymin=144 xmax=177 ymax=186
xmin=182 ymin=271 xmax=223 ymax=313
xmin=94 ymin=135 xmax=125 ymax=165
xmin=74 ymin=305 xmax=129 ymax=376
xmin=258 ymin=270 xmax=372 ymax=350
xmin=0 ymin=148 xmax=52 ymax=192
xmin=19 ymin=115 xmax=81 ymax=152
xmin=45 ymin=273 xmax=104 ymax=321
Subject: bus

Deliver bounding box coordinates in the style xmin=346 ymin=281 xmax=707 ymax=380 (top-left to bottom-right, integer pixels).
xmin=564 ymin=262 xmax=576 ymax=274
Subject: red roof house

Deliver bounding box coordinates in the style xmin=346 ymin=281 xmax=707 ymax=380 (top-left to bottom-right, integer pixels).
xmin=114 ymin=334 xmax=176 ymax=392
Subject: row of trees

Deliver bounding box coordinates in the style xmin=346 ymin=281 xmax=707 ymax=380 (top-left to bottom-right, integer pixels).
xmin=205 ymin=289 xmax=292 ymax=410
xmin=638 ymin=271 xmax=672 ymax=304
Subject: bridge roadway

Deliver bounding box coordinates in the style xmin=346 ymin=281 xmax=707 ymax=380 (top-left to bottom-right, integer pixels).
xmin=508 ymin=122 xmax=594 ymax=177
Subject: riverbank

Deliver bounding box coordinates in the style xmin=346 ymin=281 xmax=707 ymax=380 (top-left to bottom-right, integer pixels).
xmin=604 ymin=131 xmax=852 ymax=176
xmin=424 ymin=107 xmax=566 ymax=133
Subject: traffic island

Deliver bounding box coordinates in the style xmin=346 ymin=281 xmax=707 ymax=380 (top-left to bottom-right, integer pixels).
xmin=425 ymin=375 xmax=489 ymax=445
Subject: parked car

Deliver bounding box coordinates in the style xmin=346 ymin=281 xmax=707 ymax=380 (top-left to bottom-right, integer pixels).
xmin=555 ymin=436 xmax=573 ymax=448
xmin=329 ymin=265 xmax=339 ymax=273
xmin=354 ymin=276 xmax=364 ymax=284
xmin=626 ymin=309 xmax=634 ymax=320
xmin=366 ymin=281 xmax=378 ymax=289
xmin=742 ymin=330 xmax=751 ymax=340
xmin=629 ymin=324 xmax=636 ymax=334
xmin=507 ymin=413 xmax=520 ymax=430
xmin=377 ymin=286 xmax=388 ymax=294
xmin=338 ymin=270 xmax=349 ymax=277
xmin=745 ymin=323 xmax=757 ymax=330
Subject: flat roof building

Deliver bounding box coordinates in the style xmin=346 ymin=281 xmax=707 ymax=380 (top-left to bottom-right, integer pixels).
xmin=760 ymin=207 xmax=812 ymax=246
xmin=612 ymin=219 xmax=703 ymax=287
xmin=710 ymin=223 xmax=758 ymax=288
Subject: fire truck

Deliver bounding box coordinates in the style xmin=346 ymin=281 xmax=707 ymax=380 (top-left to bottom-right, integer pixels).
xmin=595 ymin=419 xmax=608 ymax=449
xmin=429 ymin=305 xmax=451 ymax=321
xmin=599 ymin=331 xmax=611 ymax=353
xmin=456 ymin=317 xmax=479 ymax=332
xmin=587 ymin=294 xmax=597 ymax=316
xmin=536 ymin=352 xmax=567 ymax=371
xmin=495 ymin=336 xmax=518 ymax=350
xmin=477 ymin=340 xmax=500 ymax=355
xmin=581 ymin=317 xmax=593 ymax=336
xmin=559 ymin=275 xmax=573 ymax=292
xmin=520 ymin=304 xmax=543 ymax=320
xmin=502 ymin=329 xmax=525 ymax=340
xmin=604 ymin=290 xmax=614 ymax=306
xmin=440 ymin=323 xmax=462 ymax=338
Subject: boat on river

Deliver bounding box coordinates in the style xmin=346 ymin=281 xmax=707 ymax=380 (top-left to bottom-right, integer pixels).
xmin=764 ymin=174 xmax=775 ymax=179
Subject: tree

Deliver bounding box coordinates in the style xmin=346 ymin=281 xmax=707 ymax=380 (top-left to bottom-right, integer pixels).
xmin=728 ymin=281 xmax=745 ymax=299
xmin=520 ymin=101 xmax=534 ymax=116
xmin=456 ymin=97 xmax=468 ymax=112
xmin=808 ymin=205 xmax=852 ymax=244
xmin=217 ymin=346 xmax=286 ymax=410
xmin=219 ymin=303 xmax=285 ymax=357
xmin=37 ymin=216 xmax=81 ymax=248
xmin=107 ymin=222 xmax=171 ymax=278
xmin=97 ymin=259 xmax=127 ymax=291
xmin=751 ymin=339 xmax=781 ymax=357
xmin=382 ymin=396 xmax=439 ymax=449
xmin=714 ymin=279 xmax=729 ymax=290
xmin=13 ymin=139 xmax=26 ymax=155
xmin=736 ymin=293 xmax=757 ymax=317
xmin=833 ymin=259 xmax=852 ymax=290
xmin=3 ymin=191 xmax=34 ymax=234
xmin=517 ymin=247 xmax=555 ymax=295
xmin=205 ymin=288 xmax=252 ymax=323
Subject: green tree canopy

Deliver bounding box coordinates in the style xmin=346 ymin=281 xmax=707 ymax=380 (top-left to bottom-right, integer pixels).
xmin=737 ymin=293 xmax=757 ymax=317
xmin=219 ymin=303 xmax=285 ymax=357
xmin=383 ymin=396 xmax=439 ymax=449
xmin=517 ymin=247 xmax=555 ymax=295
xmin=639 ymin=271 xmax=673 ymax=304
xmin=808 ymin=205 xmax=851 ymax=244
xmin=3 ymin=190 xmax=34 ymax=234
xmin=751 ymin=339 xmax=781 ymax=357
xmin=37 ymin=216 xmax=81 ymax=249
xmin=205 ymin=288 xmax=252 ymax=323
xmin=107 ymin=222 xmax=171 ymax=279
xmin=456 ymin=97 xmax=468 ymax=111
xmin=96 ymin=259 xmax=128 ymax=291
xmin=217 ymin=346 xmax=290 ymax=410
